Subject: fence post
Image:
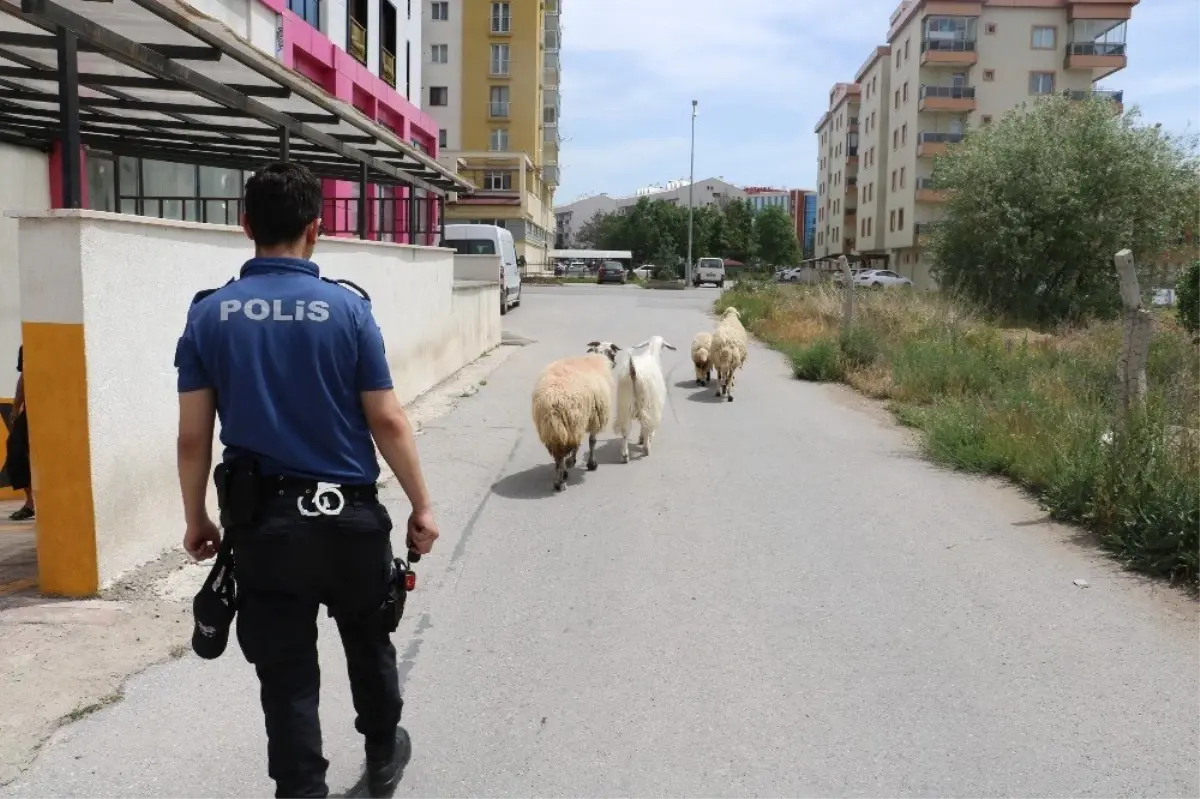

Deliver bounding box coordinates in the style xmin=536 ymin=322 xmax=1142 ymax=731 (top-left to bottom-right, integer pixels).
xmin=1114 ymin=248 xmax=1153 ymax=417
xmin=839 ymin=254 xmax=855 ymax=335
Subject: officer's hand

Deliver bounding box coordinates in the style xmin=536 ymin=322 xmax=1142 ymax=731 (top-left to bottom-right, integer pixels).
xmin=184 ymin=516 xmax=222 ymax=561
xmin=407 ymin=508 xmax=439 ymax=555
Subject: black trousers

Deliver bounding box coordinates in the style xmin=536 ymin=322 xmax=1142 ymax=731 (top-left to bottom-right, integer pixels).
xmin=232 ymin=495 xmax=402 ymax=799
xmin=4 ymin=410 xmax=31 ymax=491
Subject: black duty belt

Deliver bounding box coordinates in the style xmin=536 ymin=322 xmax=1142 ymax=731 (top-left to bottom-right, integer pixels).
xmin=260 ymin=475 xmax=379 ymax=503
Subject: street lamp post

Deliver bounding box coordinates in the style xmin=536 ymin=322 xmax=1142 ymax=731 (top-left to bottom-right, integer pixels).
xmin=686 ymin=99 xmax=697 ymax=286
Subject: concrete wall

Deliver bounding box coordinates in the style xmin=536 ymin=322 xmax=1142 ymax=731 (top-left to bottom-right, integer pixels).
xmin=15 ymin=210 xmax=499 ymax=595
xmin=452 ymin=253 xmax=502 ymax=283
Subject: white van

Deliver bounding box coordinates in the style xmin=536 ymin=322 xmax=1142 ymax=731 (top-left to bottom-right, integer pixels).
xmin=441 ymin=223 xmax=523 ymax=315
xmin=694 ymin=257 xmax=725 ymax=287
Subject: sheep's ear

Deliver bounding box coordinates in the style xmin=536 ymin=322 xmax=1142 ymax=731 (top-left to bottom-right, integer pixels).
xmin=587 ymin=340 xmax=601 ymax=348
xmin=662 ymin=341 xmax=677 ymax=351
xmin=632 ymin=340 xmax=650 ymax=350
xmin=611 ymin=343 xmax=621 ymax=351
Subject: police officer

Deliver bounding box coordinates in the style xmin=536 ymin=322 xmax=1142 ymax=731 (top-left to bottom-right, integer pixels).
xmin=174 ymin=161 xmax=439 ymax=798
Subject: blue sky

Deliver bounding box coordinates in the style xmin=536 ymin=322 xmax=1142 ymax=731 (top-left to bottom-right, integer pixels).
xmin=555 ymin=0 xmax=1199 ymax=205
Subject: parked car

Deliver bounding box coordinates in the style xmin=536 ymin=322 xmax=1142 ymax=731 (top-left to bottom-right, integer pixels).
xmin=853 ymin=269 xmax=912 ymax=288
xmin=562 ymin=262 xmax=589 ymax=278
xmin=777 ymin=267 xmax=805 ymax=283
xmin=1152 ymin=288 xmax=1177 ymax=307
xmin=442 ymin=223 xmax=522 ymax=315
xmin=597 ymin=260 xmax=628 ymax=284
xmin=633 ymin=265 xmax=654 ymax=280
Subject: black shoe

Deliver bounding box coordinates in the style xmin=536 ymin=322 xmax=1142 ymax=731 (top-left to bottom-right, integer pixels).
xmin=365 ymin=727 xmax=412 ymax=798
xmin=9 ymin=506 xmax=33 ymax=521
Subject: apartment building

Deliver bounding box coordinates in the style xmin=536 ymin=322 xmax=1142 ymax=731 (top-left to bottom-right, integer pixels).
xmin=817 ymin=0 xmax=1137 ymax=287
xmin=423 ymin=0 xmax=560 ymax=270
xmin=744 ymin=187 xmax=792 ymax=215
xmin=813 ymin=83 xmax=860 ymax=258
xmin=790 ymin=189 xmax=818 ymax=257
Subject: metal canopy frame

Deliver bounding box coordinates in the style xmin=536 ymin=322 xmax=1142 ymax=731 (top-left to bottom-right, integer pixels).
xmin=0 ymin=0 xmax=471 ymax=215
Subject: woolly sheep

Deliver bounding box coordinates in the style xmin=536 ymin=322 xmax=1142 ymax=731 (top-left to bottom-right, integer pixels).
xmin=711 ymin=306 xmax=748 ymax=402
xmin=531 ymin=341 xmax=620 ymax=492
xmin=690 ymin=331 xmax=714 ymax=386
xmin=613 ymin=335 xmax=676 ymax=462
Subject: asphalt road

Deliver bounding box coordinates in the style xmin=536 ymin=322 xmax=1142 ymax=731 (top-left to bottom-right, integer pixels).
xmin=5 ymin=284 xmax=1197 ymax=798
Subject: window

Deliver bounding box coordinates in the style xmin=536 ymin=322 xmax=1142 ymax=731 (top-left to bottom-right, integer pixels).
xmin=983 ymin=69 xmax=995 ymax=81
xmin=489 ymin=85 xmax=510 ymax=117
xmin=380 ymin=1 xmax=397 ymax=87
xmin=900 ymin=167 xmax=906 ymax=187
xmin=431 ymin=1 xmax=448 ymax=20
xmin=348 ymin=0 xmax=368 ymax=64
xmin=406 ymin=40 xmax=411 ymax=98
xmin=431 ymin=43 xmax=448 ymax=63
xmin=489 ymin=128 xmax=509 ymax=151
xmin=903 ymin=81 xmax=909 ymax=102
xmin=287 ymin=0 xmax=320 ymax=29
xmin=981 ymin=115 xmax=993 ymax=125
xmin=896 ymin=49 xmax=901 ymax=67
xmin=891 ymin=170 xmax=897 ymax=191
xmin=898 ymin=208 xmax=905 ymax=229
xmin=893 ymin=129 xmax=899 ymax=149
xmin=901 ymin=124 xmax=907 ymax=145
xmin=1029 ymin=71 xmax=1055 ymax=95
xmin=438 ymin=129 xmax=448 ymax=148
xmin=490 ymin=43 xmax=510 ymax=75
xmin=484 ymin=171 xmax=513 ymax=191
xmin=429 ymin=86 xmax=448 ymax=105
xmin=889 ymin=210 xmax=896 ymax=231
xmin=491 ymin=1 xmax=511 ymax=33
xmin=904 ymin=38 xmax=910 ymax=60
xmin=894 ymin=88 xmax=900 ymax=109
xmin=1031 ymin=26 xmax=1056 ymax=49
xmin=985 ymin=22 xmax=996 ymax=34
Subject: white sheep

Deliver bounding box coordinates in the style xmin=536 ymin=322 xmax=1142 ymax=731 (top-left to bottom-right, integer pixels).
xmin=531 ymin=341 xmax=620 ymax=492
xmin=613 ymin=335 xmax=676 ymax=462
xmin=690 ymin=331 xmax=714 ymax=386
xmin=711 ymin=306 xmax=748 ymax=402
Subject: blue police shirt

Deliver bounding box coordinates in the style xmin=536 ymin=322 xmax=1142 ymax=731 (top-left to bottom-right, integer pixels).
xmin=174 ymin=257 xmax=393 ymax=484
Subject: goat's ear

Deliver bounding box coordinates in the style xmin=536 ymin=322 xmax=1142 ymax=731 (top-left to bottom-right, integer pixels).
xmin=662 ymin=341 xmax=677 ymax=351
xmin=632 ymin=340 xmax=650 ymax=350
xmin=612 ymin=343 xmax=621 ymax=350
xmin=586 ymin=340 xmax=601 ymax=348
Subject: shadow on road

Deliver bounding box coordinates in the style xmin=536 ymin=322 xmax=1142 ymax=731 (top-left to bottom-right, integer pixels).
xmin=491 ymin=441 xmax=627 ymax=499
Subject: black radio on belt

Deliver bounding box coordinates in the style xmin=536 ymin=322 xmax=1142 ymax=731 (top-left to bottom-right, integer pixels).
xmin=213 ymin=457 xmax=263 ymax=529
xmin=381 ymin=552 xmax=419 ymax=633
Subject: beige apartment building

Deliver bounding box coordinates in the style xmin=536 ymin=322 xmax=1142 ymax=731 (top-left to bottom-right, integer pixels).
xmin=814 ymin=0 xmax=1136 ymax=288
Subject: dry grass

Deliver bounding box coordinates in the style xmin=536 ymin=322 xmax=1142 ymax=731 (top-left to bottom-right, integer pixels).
xmin=718 ymin=282 xmax=1200 ymax=585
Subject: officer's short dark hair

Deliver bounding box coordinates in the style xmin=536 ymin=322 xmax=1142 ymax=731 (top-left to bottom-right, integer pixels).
xmin=243 ymin=162 xmax=323 ymax=247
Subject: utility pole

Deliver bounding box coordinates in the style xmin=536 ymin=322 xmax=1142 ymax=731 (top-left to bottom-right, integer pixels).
xmin=686 ymin=99 xmax=697 ymax=285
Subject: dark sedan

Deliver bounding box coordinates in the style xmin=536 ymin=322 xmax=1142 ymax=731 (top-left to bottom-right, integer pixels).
xmin=597 ymin=261 xmax=628 ymax=284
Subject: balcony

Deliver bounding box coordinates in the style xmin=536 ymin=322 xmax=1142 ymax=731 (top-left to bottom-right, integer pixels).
xmin=381 ymin=48 xmax=396 ymax=89
xmin=545 ymin=29 xmax=560 ymax=51
xmin=919 ymin=84 xmax=976 ymax=112
xmin=543 ymin=125 xmax=561 ymax=145
xmin=489 ymin=101 xmax=511 ymax=119
xmin=916 ymin=131 xmax=964 ymax=157
xmin=914 ymin=222 xmax=943 ymax=244
xmin=348 ymin=18 xmax=367 ymax=65
xmin=544 ymin=49 xmax=559 ymax=72
xmin=848 ymin=116 xmax=859 ymax=132
xmin=1063 ymin=88 xmax=1124 ymax=110
xmin=847 ymin=145 xmax=859 ymax=162
xmin=915 ymin=178 xmax=948 ymax=203
xmin=920 ymin=37 xmax=978 ymax=66
xmin=1065 ymin=40 xmax=1127 ymax=78
xmin=544 ymin=166 xmax=560 ymax=186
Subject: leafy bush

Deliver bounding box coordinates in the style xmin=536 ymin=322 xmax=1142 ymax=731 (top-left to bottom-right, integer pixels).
xmin=788 ymin=338 xmax=843 ymax=381
xmin=1176 ymin=258 xmax=1199 ymax=334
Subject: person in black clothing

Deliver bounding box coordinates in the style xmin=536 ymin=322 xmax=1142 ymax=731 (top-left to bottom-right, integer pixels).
xmin=6 ymin=345 xmax=33 ymax=521
xmin=174 ymin=162 xmax=440 ymax=798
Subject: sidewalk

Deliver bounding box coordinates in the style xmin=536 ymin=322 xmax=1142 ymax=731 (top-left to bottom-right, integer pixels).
xmin=0 ymin=346 xmax=516 ymax=790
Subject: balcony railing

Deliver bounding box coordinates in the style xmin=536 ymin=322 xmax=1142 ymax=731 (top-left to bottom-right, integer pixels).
xmin=348 ymin=18 xmax=367 ymax=65
xmin=489 ymin=101 xmax=511 ymax=118
xmin=1067 ymin=41 xmax=1126 ymax=57
xmin=921 ymin=37 xmax=976 ymax=53
xmin=847 ymin=146 xmax=859 ymax=157
xmin=545 ymin=29 xmax=560 ymax=51
xmin=914 ymin=222 xmax=943 ymax=236
xmin=918 ymin=132 xmax=964 ymax=145
xmin=1064 ymin=88 xmax=1124 ymax=104
xmin=846 ymin=177 xmax=858 ymax=187
xmin=544 ymin=166 xmax=560 ymax=185
xmin=381 ymin=48 xmax=396 ymax=88
xmin=920 ymin=85 xmax=975 ymax=99
xmin=916 ymin=178 xmax=941 ymax=190
xmin=847 ymin=116 xmax=859 ymax=125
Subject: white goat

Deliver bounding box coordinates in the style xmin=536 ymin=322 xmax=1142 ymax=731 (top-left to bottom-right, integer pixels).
xmin=531 ymin=341 xmax=620 ymax=492
xmin=613 ymin=335 xmax=676 ymax=462
xmin=711 ymin=306 xmax=748 ymax=402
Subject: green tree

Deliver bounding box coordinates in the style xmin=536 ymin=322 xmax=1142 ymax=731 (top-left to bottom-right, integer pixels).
xmin=721 ymin=199 xmax=757 ymax=265
xmin=928 ymin=95 xmax=1199 ymax=324
xmin=575 ymin=210 xmax=627 ymax=252
xmin=1177 ymin=258 xmax=1200 ymax=334
xmin=754 ymin=205 xmax=801 ymax=267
